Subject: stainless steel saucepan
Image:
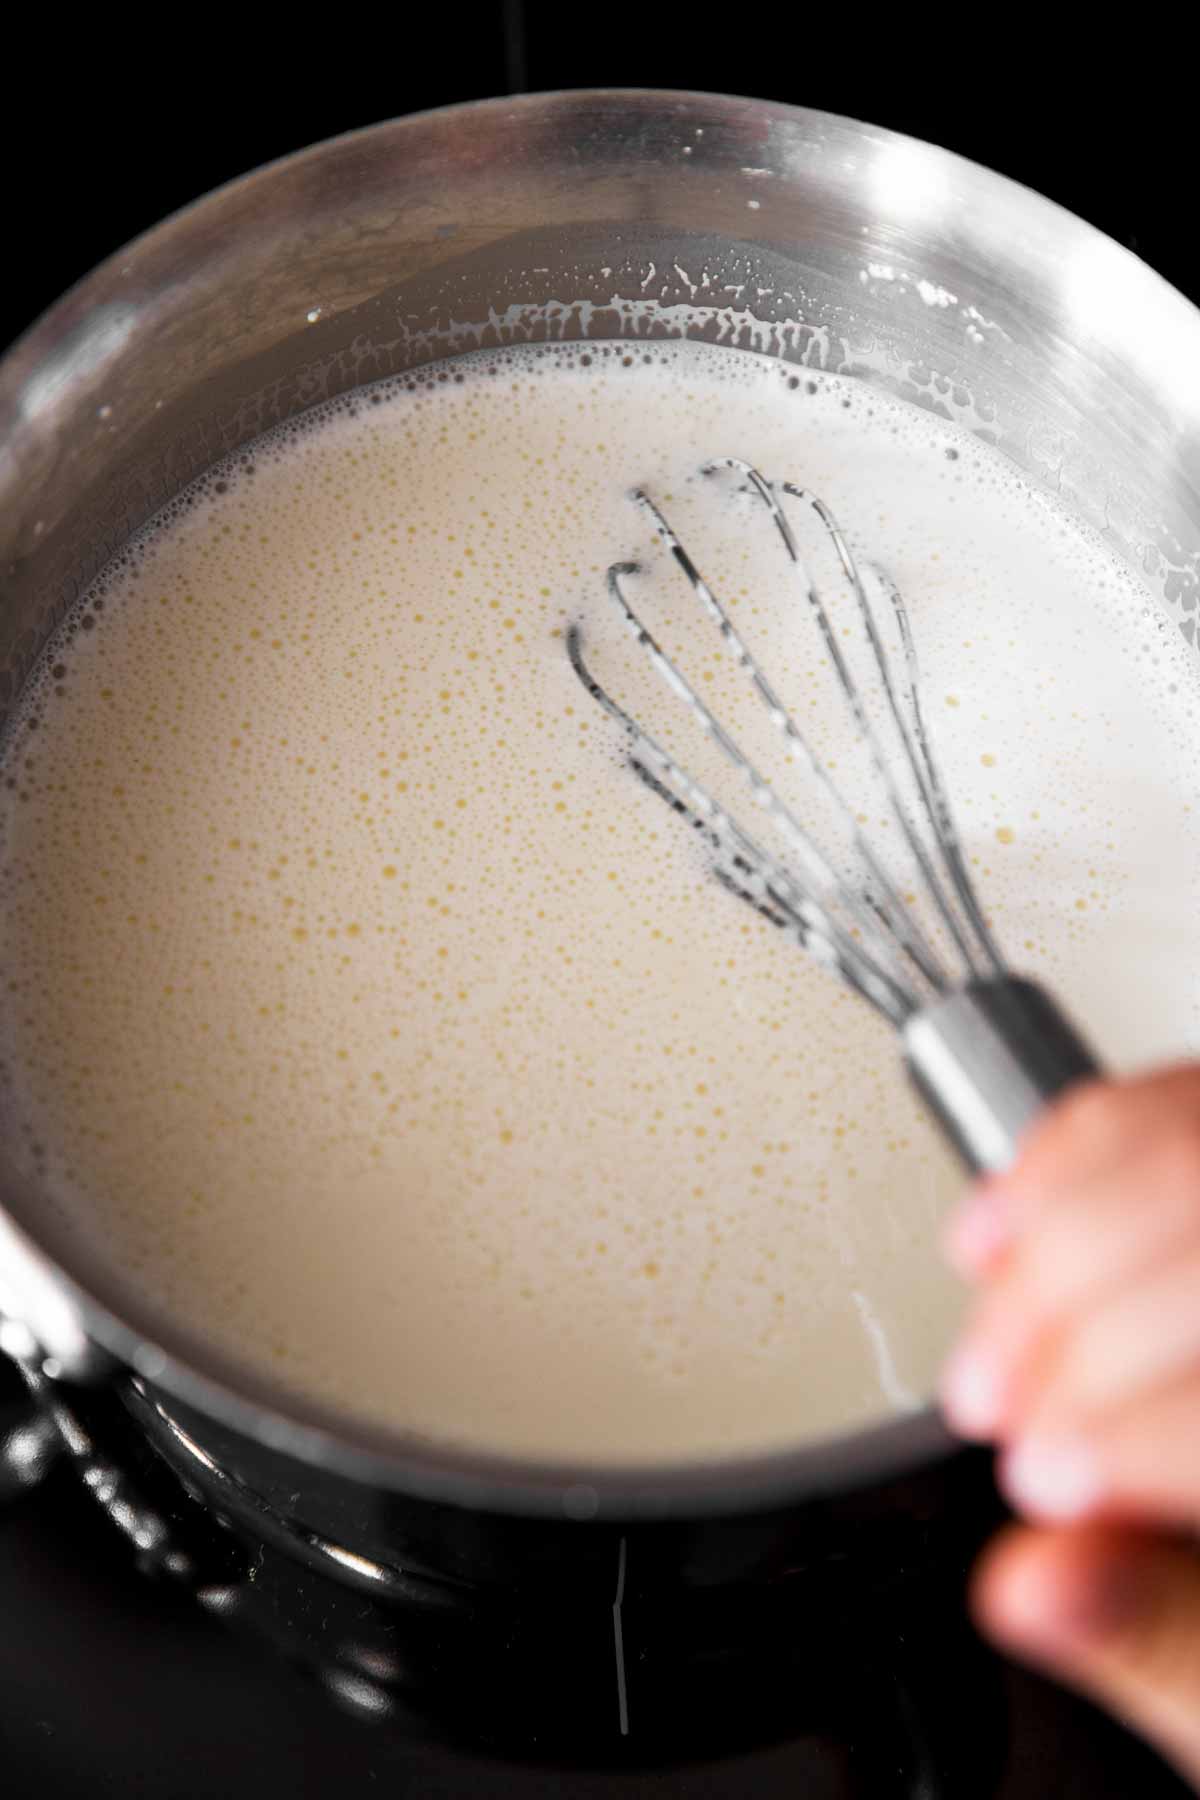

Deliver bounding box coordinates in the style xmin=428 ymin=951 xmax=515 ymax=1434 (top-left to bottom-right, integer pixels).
xmin=1 ymin=92 xmax=1198 ymax=1642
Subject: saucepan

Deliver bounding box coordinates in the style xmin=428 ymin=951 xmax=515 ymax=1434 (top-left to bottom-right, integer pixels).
xmin=2 ymin=90 xmax=1199 ymax=1692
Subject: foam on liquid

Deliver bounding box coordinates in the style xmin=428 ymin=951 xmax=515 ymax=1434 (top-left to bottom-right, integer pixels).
xmin=2 ymin=340 xmax=1198 ymax=1464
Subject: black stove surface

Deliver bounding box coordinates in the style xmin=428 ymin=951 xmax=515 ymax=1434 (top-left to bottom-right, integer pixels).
xmin=3 ymin=16 xmax=1197 ymax=1796
xmin=0 ymin=1470 xmax=1176 ymax=1799
xmin=0 ymin=1354 xmax=1190 ymax=1799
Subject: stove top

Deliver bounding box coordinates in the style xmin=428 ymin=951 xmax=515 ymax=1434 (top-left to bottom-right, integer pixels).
xmin=3 ymin=26 xmax=1198 ymax=1799
xmin=0 ymin=1356 xmax=1189 ymax=1798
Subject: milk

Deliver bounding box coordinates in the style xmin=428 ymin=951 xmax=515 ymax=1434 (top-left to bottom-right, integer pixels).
xmin=1 ymin=339 xmax=1195 ymax=1463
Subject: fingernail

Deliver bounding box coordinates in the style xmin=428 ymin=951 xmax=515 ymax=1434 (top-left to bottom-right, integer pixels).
xmin=939 ymin=1344 xmax=1004 ymax=1438
xmin=1001 ymin=1435 xmax=1103 ymax=1522
xmin=943 ymin=1179 xmax=1014 ymax=1279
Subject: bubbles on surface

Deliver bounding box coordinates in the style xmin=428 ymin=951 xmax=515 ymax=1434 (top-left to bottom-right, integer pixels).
xmin=0 ymin=338 xmax=1196 ymax=1464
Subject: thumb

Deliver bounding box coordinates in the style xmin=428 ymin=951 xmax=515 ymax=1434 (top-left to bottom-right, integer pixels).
xmin=974 ymin=1523 xmax=1200 ymax=1790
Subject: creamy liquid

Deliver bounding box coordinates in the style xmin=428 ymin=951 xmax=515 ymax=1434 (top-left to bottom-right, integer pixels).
xmin=2 ymin=341 xmax=1198 ymax=1464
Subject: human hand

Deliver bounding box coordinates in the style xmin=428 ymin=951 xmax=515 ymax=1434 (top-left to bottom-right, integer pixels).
xmin=939 ymin=1066 xmax=1200 ymax=1789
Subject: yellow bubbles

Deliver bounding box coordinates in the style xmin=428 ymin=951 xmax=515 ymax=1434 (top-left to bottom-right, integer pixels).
xmin=2 ymin=332 xmax=1183 ymax=1469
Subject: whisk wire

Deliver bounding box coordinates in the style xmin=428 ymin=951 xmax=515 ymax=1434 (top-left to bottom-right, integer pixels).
xmin=569 ymin=463 xmax=1015 ymax=1027
xmin=865 ymin=561 xmax=1007 ymax=976
xmin=711 ymin=459 xmax=991 ymax=982
xmin=565 ymin=622 xmax=915 ymax=1024
xmin=632 ymin=488 xmax=948 ymax=997
xmin=567 ymin=464 xmax=1098 ymax=1174
xmin=604 ymin=561 xmax=922 ymax=1006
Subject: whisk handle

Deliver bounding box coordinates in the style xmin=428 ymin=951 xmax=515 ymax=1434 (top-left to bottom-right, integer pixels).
xmin=903 ymin=978 xmax=1101 ymax=1176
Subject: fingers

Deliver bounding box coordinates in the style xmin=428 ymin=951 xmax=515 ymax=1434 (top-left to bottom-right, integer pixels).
xmin=1020 ymin=1246 xmax=1200 ymax=1428
xmin=940 ymin=1068 xmax=1200 ymax=1465
xmin=1009 ymin=1069 xmax=1200 ymax=1216
xmin=974 ymin=1524 xmax=1200 ymax=1790
xmin=942 ymin=1067 xmax=1200 ymax=1783
xmin=999 ymin=1369 xmax=1200 ymax=1528
xmin=944 ymin=1224 xmax=1200 ymax=1445
xmin=946 ymin=1131 xmax=1200 ymax=1309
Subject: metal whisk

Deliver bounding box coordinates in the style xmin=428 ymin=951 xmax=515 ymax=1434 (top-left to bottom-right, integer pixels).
xmin=567 ymin=459 xmax=1099 ymax=1174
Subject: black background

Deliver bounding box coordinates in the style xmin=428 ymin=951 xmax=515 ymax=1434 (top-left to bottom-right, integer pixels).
xmin=1 ymin=10 xmax=1196 ymax=1798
